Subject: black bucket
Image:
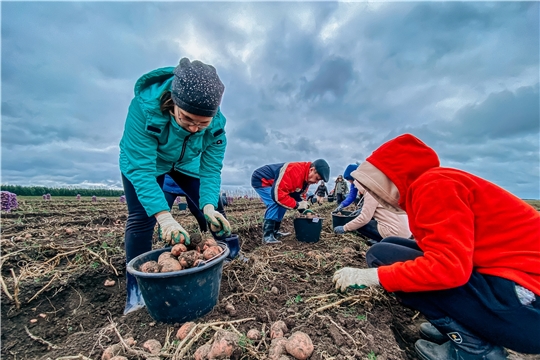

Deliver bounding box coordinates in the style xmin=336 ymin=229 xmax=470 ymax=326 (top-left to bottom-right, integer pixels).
xmin=126 ymin=243 xmax=229 ymax=324
xmin=293 ymin=217 xmax=324 ymax=243
xmin=332 ymin=210 xmax=356 ymax=228
xmin=178 ymin=203 xmax=187 ymax=211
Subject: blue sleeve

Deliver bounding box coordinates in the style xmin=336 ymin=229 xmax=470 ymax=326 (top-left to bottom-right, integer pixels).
xmin=340 ymin=183 xmax=358 ymax=207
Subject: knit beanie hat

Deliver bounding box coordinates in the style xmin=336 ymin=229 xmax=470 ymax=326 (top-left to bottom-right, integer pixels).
xmin=171 ymin=58 xmax=225 ymax=117
xmin=312 ymin=159 xmax=330 ymax=182
xmin=343 ymin=164 xmax=358 ymax=181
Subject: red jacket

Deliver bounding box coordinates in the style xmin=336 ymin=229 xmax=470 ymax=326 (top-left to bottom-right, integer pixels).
xmin=251 ymin=162 xmax=310 ymax=209
xmin=368 ymin=134 xmax=540 ymax=294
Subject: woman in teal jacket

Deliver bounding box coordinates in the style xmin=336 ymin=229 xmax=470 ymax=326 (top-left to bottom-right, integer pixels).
xmin=119 ymin=58 xmax=231 ymax=314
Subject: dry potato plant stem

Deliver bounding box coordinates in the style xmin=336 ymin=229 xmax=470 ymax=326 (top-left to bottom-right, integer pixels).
xmin=27 ymin=273 xmax=59 ymax=304
xmin=311 ymin=294 xmax=364 ymax=315
xmin=24 ymin=326 xmax=61 ymax=350
xmin=10 ymin=268 xmax=21 ymax=309
xmin=84 ymin=247 xmax=119 ymax=276
xmin=227 ymin=323 xmax=263 ymax=359
xmin=108 ymin=317 xmax=155 ymax=358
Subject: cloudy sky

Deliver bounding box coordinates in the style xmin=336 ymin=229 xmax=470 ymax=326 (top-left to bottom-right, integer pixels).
xmin=1 ymin=2 xmax=539 ymax=199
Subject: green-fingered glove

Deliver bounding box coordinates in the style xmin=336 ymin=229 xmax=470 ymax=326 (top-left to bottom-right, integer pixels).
xmin=156 ymin=212 xmax=190 ymax=245
xmin=203 ymin=204 xmax=231 ymax=237
xmin=332 ymin=267 xmax=379 ymax=292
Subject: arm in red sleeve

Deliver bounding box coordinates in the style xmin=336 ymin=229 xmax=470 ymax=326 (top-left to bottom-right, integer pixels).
xmin=377 ymin=177 xmax=475 ymax=292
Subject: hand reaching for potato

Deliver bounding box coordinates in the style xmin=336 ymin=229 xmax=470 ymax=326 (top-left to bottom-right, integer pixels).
xmin=156 ymin=212 xmax=190 ymax=245
xmin=203 ymin=204 xmax=231 ymax=237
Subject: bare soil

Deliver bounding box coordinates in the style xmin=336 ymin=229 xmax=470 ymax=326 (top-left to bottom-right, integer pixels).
xmin=1 ymin=198 xmax=538 ymax=360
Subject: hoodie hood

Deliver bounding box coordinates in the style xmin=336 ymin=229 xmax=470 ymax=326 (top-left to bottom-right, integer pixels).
xmin=352 ymin=134 xmax=440 ymax=212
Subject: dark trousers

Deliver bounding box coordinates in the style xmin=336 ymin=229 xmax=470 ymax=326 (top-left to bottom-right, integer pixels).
xmin=366 ymin=237 xmax=540 ymax=354
xmin=356 ymin=219 xmax=383 ymax=242
xmin=122 ymin=171 xmax=225 ymax=277
xmin=336 ymin=193 xmax=345 ymax=204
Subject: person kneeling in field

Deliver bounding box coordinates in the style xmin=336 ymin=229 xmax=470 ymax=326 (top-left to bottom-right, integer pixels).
xmin=333 ymin=134 xmax=540 ymax=359
xmin=333 ymin=173 xmax=411 ymax=246
xmin=251 ymin=159 xmax=330 ymax=244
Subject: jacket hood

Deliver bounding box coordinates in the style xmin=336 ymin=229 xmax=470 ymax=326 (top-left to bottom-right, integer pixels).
xmin=134 ymin=67 xmax=175 ymax=98
xmin=351 ymin=134 xmax=439 ymax=212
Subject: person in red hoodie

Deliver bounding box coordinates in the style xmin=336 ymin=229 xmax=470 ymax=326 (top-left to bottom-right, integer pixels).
xmin=332 ymin=134 xmax=540 ymax=359
xmin=251 ymin=159 xmax=330 ymax=244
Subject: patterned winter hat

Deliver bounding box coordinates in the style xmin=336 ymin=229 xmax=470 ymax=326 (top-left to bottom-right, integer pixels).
xmin=171 ymin=58 xmax=225 ymax=117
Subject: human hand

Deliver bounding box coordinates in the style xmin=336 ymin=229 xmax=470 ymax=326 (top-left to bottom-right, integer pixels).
xmin=333 ymin=205 xmax=344 ymax=213
xmin=156 ymin=212 xmax=190 ymax=245
xmin=203 ymin=204 xmax=231 ymax=237
xmin=297 ymin=200 xmax=310 ymax=213
xmin=332 ymin=267 xmax=379 ymax=292
xmin=334 ymin=226 xmax=346 ymax=234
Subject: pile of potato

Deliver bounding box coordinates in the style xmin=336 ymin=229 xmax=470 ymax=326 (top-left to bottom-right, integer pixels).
xmin=139 ymin=235 xmax=223 ymax=273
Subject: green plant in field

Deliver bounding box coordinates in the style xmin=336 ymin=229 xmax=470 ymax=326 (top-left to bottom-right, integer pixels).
xmin=74 ymin=253 xmax=82 ymax=263
xmin=291 ymin=276 xmax=297 ymax=282
xmin=294 ymin=295 xmax=303 ymax=303
xmin=356 ymin=314 xmax=366 ymax=321
xmin=294 ymin=252 xmax=305 ymax=259
xmin=367 ymin=351 xmax=377 ymax=360
xmin=91 ymin=261 xmax=100 ymax=269
xmin=285 ymin=299 xmax=293 ymax=306
xmin=238 ymin=335 xmax=253 ymax=349
xmin=101 ymin=241 xmax=109 ymax=249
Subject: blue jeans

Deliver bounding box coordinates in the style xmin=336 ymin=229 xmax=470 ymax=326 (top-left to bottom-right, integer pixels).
xmin=253 ymin=187 xmax=287 ymax=221
xmin=366 ymin=237 xmax=540 ymax=354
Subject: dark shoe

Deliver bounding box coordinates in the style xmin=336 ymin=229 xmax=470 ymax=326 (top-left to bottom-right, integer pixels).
xmin=263 ymin=219 xmax=281 ymax=245
xmin=274 ymin=221 xmax=291 ymax=240
xmin=419 ymin=322 xmax=447 ymax=345
xmin=224 ymin=234 xmax=240 ymax=260
xmin=415 ymin=340 xmax=507 ymax=360
xmin=366 ymin=239 xmax=379 ymax=246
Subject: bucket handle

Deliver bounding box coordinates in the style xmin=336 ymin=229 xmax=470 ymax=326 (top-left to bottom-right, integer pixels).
xmin=197 ymin=246 xmax=225 ymax=267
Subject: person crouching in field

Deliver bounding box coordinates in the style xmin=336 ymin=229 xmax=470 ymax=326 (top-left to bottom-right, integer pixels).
xmin=333 ymin=134 xmax=540 ymax=359
xmin=119 ymin=58 xmax=231 ymax=315
xmin=334 ymin=175 xmax=411 ymax=246
xmin=251 ymin=159 xmax=330 ymax=244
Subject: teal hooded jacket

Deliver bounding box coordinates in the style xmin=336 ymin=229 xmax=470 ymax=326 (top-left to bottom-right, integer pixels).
xmin=119 ymin=67 xmax=227 ymax=217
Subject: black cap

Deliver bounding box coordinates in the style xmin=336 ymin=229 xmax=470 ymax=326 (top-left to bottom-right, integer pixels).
xmin=312 ymin=159 xmax=330 ymax=182
xmin=171 ymin=58 xmax=225 ymax=117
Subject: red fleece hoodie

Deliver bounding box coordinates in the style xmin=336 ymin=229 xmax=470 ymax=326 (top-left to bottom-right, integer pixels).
xmin=369 ymin=134 xmax=540 ymax=294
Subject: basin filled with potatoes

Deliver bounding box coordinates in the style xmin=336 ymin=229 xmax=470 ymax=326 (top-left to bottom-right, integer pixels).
xmin=126 ymin=234 xmax=230 ymax=324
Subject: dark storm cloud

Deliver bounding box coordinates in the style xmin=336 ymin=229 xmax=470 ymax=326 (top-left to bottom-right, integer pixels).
xmin=1 ymin=2 xmax=538 ymax=199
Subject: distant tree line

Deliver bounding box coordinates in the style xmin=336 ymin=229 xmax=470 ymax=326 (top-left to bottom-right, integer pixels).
xmin=1 ymin=185 xmax=124 ymax=197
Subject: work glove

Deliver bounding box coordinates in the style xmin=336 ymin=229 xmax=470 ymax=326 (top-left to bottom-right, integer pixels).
xmin=333 ymin=205 xmax=344 ymax=213
xmin=334 ymin=226 xmax=346 ymax=234
xmin=156 ymin=212 xmax=190 ymax=245
xmin=297 ymin=200 xmax=310 ymax=213
xmin=333 ymin=267 xmax=379 ymax=292
xmin=203 ymin=204 xmax=231 ymax=237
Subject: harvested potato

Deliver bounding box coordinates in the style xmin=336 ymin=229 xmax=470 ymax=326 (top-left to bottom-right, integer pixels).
xmin=225 ymin=303 xmax=237 ymax=316
xmin=171 ymin=243 xmax=188 ymax=257
xmin=270 ymin=320 xmax=288 ymax=339
xmin=158 ymin=251 xmax=174 ymax=264
xmin=140 ymin=261 xmax=160 ymax=273
xmin=109 ymin=356 xmax=128 ymax=360
xmin=178 ymin=250 xmax=199 ymax=268
xmin=207 ymin=330 xmax=239 ymax=359
xmin=247 ymin=329 xmax=261 ymax=341
xmin=186 ymin=233 xmax=202 ymax=251
xmin=196 ymin=238 xmax=218 ymax=252
xmin=142 ymin=339 xmax=162 ymax=355
xmin=268 ymin=337 xmax=288 ymax=360
xmin=285 ymin=331 xmax=314 ymax=360
xmin=160 ymin=258 xmax=182 ymax=272
xmin=176 ymin=322 xmax=196 ymax=340
xmin=194 ymin=343 xmax=211 ymax=360
xmin=102 ymin=343 xmax=124 ymax=360
xmin=203 ymin=245 xmax=222 ymax=260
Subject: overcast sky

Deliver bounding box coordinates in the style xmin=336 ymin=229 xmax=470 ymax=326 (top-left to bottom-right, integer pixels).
xmin=1 ymin=2 xmax=539 ymax=199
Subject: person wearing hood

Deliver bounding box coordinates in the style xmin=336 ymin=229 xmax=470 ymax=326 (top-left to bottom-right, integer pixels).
xmin=332 ymin=134 xmax=540 ymax=359
xmin=334 ymin=164 xmax=362 ymax=213
xmin=333 ymin=178 xmax=411 ymax=246
xmin=119 ymin=58 xmax=232 ymax=314
xmin=251 ymin=159 xmax=330 ymax=244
